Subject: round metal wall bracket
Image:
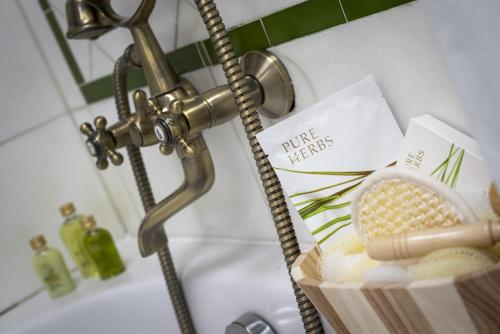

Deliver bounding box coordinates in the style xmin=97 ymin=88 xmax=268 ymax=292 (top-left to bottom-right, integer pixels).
xmin=241 ymin=50 xmax=295 ymax=119
xmin=225 ymin=313 xmax=276 ymax=334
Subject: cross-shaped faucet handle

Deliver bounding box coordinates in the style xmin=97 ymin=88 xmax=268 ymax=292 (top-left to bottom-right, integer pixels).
xmin=80 ymin=116 xmax=124 ymax=170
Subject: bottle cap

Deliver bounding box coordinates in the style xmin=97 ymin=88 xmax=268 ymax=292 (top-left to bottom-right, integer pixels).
xmin=30 ymin=235 xmax=47 ymax=250
xmin=59 ymin=202 xmax=76 ymax=217
xmin=81 ymin=215 xmax=97 ymax=230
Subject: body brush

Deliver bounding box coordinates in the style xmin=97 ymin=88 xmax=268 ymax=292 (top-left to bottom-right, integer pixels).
xmin=350 ymin=168 xmax=490 ymax=260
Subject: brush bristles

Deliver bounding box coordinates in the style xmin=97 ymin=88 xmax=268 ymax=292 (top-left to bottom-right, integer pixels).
xmin=358 ymin=179 xmax=463 ymax=241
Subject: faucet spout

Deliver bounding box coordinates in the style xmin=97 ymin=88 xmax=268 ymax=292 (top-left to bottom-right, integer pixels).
xmin=138 ymin=136 xmax=214 ymax=257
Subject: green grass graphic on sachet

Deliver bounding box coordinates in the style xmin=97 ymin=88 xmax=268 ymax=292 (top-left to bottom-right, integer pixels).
xmin=430 ymin=144 xmax=459 ymax=177
xmin=448 ymin=149 xmax=464 ymax=188
xmin=274 ymin=165 xmax=386 ymax=243
xmin=312 ymin=214 xmax=351 ymax=235
xmin=289 ymin=174 xmax=367 ymax=198
xmin=302 ymin=201 xmax=351 ymax=219
xmin=274 ymin=167 xmax=374 ymax=176
xmin=318 ymin=222 xmax=352 ymax=245
xmin=292 ymin=180 xmax=362 ymax=208
xmin=440 ymin=143 xmax=456 ymax=182
xmin=430 ymin=143 xmax=465 ymax=189
xmin=297 ymin=181 xmax=362 ymax=219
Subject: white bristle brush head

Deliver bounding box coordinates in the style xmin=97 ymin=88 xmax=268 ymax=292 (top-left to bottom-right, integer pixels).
xmin=351 ymin=167 xmax=477 ymax=244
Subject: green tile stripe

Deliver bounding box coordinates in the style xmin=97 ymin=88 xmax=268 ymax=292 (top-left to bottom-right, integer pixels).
xmin=341 ymin=0 xmax=413 ymax=21
xmin=41 ymin=0 xmax=413 ymax=104
xmin=38 ymin=0 xmax=50 ymax=11
xmin=81 ymin=45 xmax=205 ymax=103
xmin=202 ymin=20 xmax=271 ymax=65
xmin=38 ymin=0 xmax=84 ymax=85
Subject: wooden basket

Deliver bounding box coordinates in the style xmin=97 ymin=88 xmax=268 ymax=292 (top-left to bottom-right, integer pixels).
xmin=291 ymin=246 xmax=500 ymax=334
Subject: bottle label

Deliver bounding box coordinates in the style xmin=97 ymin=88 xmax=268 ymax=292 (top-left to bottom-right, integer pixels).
xmin=40 ymin=264 xmax=63 ymax=291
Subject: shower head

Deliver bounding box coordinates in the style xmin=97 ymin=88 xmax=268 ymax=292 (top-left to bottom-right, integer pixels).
xmin=65 ymin=0 xmax=116 ymax=40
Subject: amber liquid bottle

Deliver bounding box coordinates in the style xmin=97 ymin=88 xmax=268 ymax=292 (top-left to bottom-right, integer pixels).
xmin=59 ymin=203 xmax=97 ymax=278
xmin=30 ymin=235 xmax=76 ymax=299
xmin=82 ymin=216 xmax=125 ymax=280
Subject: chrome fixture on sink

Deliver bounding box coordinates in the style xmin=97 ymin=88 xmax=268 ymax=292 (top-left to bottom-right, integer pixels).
xmin=65 ymin=0 xmax=323 ymax=333
xmin=226 ymin=313 xmax=276 ymax=334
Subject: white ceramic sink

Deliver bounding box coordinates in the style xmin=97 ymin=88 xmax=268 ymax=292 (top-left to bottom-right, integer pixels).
xmin=0 ymin=237 xmax=331 ymax=334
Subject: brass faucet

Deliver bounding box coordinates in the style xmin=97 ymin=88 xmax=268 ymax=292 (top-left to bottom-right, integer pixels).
xmin=65 ymin=0 xmax=294 ymax=256
xmin=64 ymin=1 xmax=318 ymax=333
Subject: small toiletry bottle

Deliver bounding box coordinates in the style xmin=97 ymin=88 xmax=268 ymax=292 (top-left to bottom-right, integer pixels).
xmin=30 ymin=235 xmax=76 ymax=299
xmin=82 ymin=216 xmax=125 ymax=280
xmin=59 ymin=203 xmax=97 ymax=278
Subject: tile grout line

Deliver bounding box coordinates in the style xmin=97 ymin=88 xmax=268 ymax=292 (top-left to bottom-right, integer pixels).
xmin=0 ymin=288 xmax=44 ymax=317
xmin=173 ymin=0 xmax=181 ymax=49
xmin=88 ymin=41 xmax=93 ymax=81
xmin=0 ymin=112 xmax=66 ymax=147
xmin=259 ymin=18 xmax=273 ymax=48
xmin=337 ymin=0 xmax=349 ymax=23
xmin=200 ymin=42 xmax=213 ymax=66
xmin=194 ymin=42 xmax=207 ymax=67
xmin=228 ymin=120 xmax=273 ymax=212
xmin=39 ymin=0 xmax=85 ymax=85
xmin=93 ymin=41 xmax=116 ymax=64
xmin=17 ymin=0 xmax=129 ymax=235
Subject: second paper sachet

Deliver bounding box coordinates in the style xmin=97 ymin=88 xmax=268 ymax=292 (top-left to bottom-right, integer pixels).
xmin=257 ymin=76 xmax=403 ymax=249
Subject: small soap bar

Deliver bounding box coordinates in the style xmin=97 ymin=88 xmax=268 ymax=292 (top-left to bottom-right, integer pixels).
xmin=397 ymin=115 xmax=495 ymax=220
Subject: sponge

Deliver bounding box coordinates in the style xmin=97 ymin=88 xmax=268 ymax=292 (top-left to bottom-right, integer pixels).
xmin=408 ymin=247 xmax=496 ymax=280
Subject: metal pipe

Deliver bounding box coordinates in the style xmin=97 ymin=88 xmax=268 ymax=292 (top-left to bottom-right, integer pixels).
xmin=193 ymin=1 xmax=324 ymax=333
xmin=138 ymin=136 xmax=214 ymax=257
xmin=113 ymin=46 xmax=196 ymax=334
xmin=129 ymin=22 xmax=180 ymax=96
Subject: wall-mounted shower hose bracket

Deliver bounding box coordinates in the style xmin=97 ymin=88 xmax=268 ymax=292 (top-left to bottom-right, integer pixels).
xmin=241 ymin=50 xmax=294 ymax=119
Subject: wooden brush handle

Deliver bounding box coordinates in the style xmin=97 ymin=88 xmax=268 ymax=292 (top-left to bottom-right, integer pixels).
xmin=367 ymin=220 xmax=500 ymax=261
xmin=491 ymin=183 xmax=500 ymax=216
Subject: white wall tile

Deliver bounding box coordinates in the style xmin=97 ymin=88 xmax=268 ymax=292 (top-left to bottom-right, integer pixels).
xmin=18 ymin=0 xmax=85 ymax=108
xmin=18 ymin=0 xmax=86 ymax=110
xmin=0 ymin=2 xmax=67 ymax=142
xmin=0 ymin=114 xmax=125 ymax=311
xmin=270 ymin=3 xmax=469 ymax=135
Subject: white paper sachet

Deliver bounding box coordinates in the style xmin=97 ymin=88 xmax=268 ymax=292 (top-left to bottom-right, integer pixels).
xmin=257 ymin=76 xmax=403 ymax=250
xmin=396 ymin=115 xmax=495 ymax=221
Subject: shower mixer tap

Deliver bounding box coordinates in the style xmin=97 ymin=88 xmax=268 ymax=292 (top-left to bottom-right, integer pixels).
xmin=65 ymin=0 xmax=294 ymax=254
xmin=65 ymin=0 xmax=295 ymax=332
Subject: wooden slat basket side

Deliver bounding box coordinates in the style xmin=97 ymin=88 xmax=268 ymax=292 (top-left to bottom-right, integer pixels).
xmin=291 ymin=246 xmax=500 ymax=334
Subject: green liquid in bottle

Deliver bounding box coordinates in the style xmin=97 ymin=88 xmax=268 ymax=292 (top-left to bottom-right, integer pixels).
xmin=31 ymin=235 xmax=76 ymax=299
xmin=83 ymin=216 xmax=125 ymax=280
xmin=59 ymin=203 xmax=98 ymax=278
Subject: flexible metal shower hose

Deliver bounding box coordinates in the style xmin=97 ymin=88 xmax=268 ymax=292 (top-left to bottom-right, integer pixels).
xmin=194 ymin=1 xmax=324 ymax=333
xmin=113 ymin=51 xmax=196 ymax=334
